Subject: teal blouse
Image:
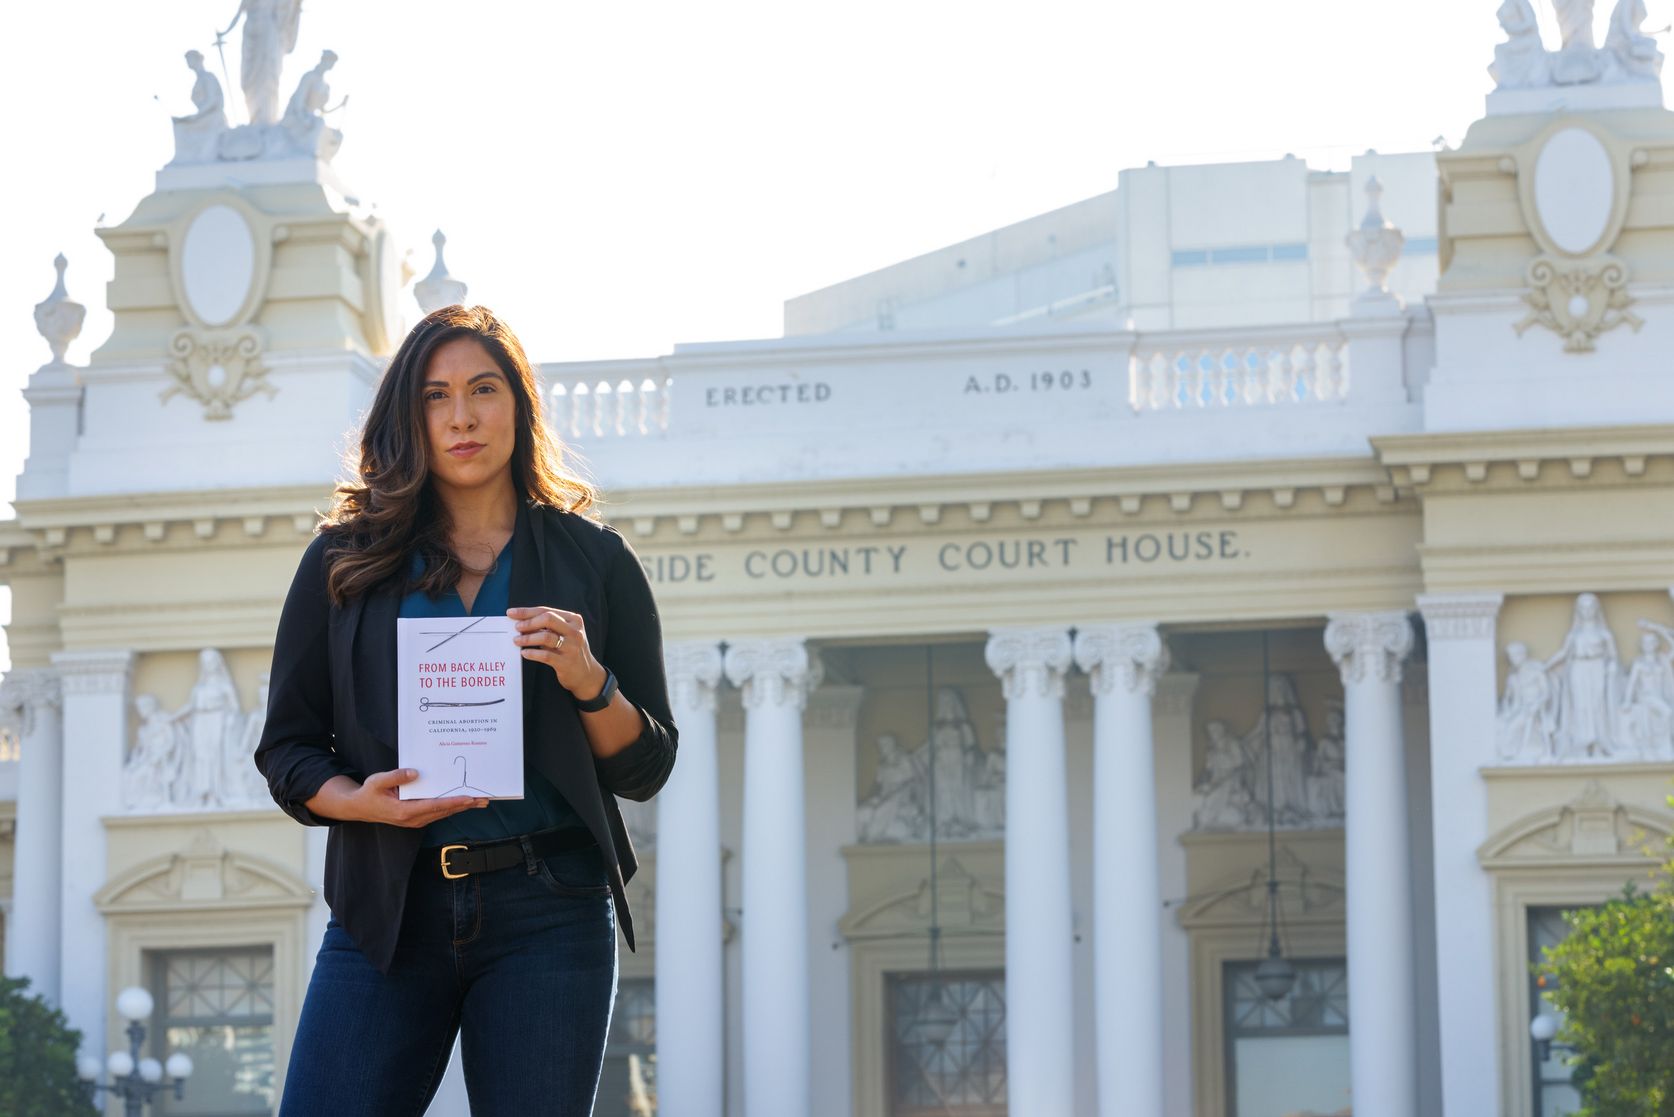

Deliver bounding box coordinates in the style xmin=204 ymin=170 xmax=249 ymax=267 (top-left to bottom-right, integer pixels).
xmin=402 ymin=538 xmax=582 ymax=846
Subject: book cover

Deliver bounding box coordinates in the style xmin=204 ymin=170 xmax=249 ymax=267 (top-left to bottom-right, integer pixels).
xmin=396 ymin=615 xmax=525 ymax=800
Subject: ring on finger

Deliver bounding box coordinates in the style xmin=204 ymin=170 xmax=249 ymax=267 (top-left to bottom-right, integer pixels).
xmin=554 ymin=633 xmax=566 ymax=650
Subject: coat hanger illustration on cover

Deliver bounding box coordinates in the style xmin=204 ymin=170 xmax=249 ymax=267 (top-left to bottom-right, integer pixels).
xmin=437 ymin=754 xmax=497 ymax=798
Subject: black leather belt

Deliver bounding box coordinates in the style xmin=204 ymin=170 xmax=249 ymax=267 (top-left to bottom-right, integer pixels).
xmin=426 ymin=827 xmax=596 ymax=880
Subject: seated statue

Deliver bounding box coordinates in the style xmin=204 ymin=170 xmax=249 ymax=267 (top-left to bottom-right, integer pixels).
xmin=280 ymin=49 xmax=343 ymax=161
xmin=169 ymin=50 xmax=229 ymax=165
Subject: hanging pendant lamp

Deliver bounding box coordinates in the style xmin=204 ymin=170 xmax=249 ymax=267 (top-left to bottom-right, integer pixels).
xmin=1254 ymin=630 xmax=1296 ymax=1002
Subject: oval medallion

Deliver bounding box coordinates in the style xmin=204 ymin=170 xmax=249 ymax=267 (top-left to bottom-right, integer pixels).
xmin=180 ymin=204 xmax=255 ymax=326
xmin=1533 ymin=128 xmax=1614 ymax=257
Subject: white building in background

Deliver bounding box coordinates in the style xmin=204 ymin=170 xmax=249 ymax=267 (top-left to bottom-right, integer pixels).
xmin=3 ymin=5 xmax=1674 ymax=1117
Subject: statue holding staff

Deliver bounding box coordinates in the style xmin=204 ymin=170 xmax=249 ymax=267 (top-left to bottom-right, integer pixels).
xmin=216 ymin=0 xmax=303 ymax=126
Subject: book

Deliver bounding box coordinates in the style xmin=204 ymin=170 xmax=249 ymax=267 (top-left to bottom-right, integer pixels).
xmin=396 ymin=615 xmax=525 ymax=800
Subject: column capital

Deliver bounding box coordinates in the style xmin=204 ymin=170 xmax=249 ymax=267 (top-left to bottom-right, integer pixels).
xmin=1073 ymin=623 xmax=1170 ymax=697
xmin=985 ymin=626 xmax=1073 ymax=701
xmin=662 ymin=640 xmax=725 ymax=712
xmin=0 ymin=667 xmax=63 ymax=735
xmin=1325 ymin=611 xmax=1415 ymax=686
xmin=49 ymin=649 xmax=134 ymax=696
xmin=723 ymin=637 xmax=822 ymax=710
xmin=1416 ymin=593 xmax=1504 ymax=642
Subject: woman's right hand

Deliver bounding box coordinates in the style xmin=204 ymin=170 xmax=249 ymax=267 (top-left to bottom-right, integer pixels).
xmin=305 ymin=771 xmax=488 ymax=827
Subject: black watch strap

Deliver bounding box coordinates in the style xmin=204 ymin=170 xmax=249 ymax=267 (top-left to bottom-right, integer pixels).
xmin=575 ymin=666 xmax=617 ymax=712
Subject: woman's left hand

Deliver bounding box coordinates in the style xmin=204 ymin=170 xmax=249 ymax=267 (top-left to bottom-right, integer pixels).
xmin=507 ymin=605 xmax=609 ymax=703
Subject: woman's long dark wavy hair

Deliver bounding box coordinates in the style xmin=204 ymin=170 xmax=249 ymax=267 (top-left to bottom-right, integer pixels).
xmin=320 ymin=304 xmax=597 ymax=606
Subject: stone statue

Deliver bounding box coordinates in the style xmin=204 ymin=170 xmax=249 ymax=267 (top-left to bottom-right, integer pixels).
xmin=279 ymin=50 xmax=344 ymax=161
xmin=217 ymin=0 xmax=303 ymax=126
xmin=1496 ymin=641 xmax=1558 ymax=762
xmin=1193 ymin=719 xmax=1254 ymax=830
xmin=857 ymin=733 xmax=926 ymax=842
xmin=929 ymin=687 xmax=982 ymax=838
xmin=170 ymin=50 xmax=229 ymax=165
xmin=181 ymin=648 xmax=244 ymax=806
xmin=1619 ymin=621 xmax=1674 ymax=758
xmin=1547 ymin=592 xmax=1621 ymax=758
xmin=973 ymin=745 xmax=1005 ymax=833
xmin=1490 ymin=0 xmax=1552 ymax=88
xmin=1605 ymin=0 xmax=1665 ymax=78
xmin=124 ymin=694 xmax=184 ymax=810
xmin=1249 ymin=675 xmax=1312 ymax=826
xmin=1553 ymin=0 xmax=1606 ymax=83
xmin=233 ymin=671 xmax=272 ymax=804
xmin=1306 ymin=704 xmax=1346 ymax=820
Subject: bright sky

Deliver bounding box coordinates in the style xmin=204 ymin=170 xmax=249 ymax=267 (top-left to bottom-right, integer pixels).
xmin=0 ymin=0 xmax=1665 ymax=671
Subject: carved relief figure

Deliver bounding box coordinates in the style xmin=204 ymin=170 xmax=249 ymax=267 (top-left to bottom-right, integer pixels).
xmin=234 ymin=671 xmax=272 ymax=803
xmin=124 ymin=694 xmax=184 ymax=810
xmin=1548 ymin=592 xmax=1621 ymax=758
xmin=182 ymin=649 xmax=242 ymax=806
xmin=857 ymin=685 xmax=1004 ymax=843
xmin=1605 ymin=0 xmax=1664 ymax=78
xmin=1497 ymin=641 xmax=1557 ymax=762
xmin=1620 ymin=621 xmax=1674 ymax=758
xmin=170 ymin=50 xmax=229 ymax=165
xmin=218 ymin=0 xmax=303 ymax=126
xmin=280 ymin=50 xmax=343 ymax=161
xmin=1490 ymin=0 xmax=1551 ymax=88
xmin=1193 ymin=719 xmax=1254 ymax=829
xmin=857 ymin=732 xmax=926 ymax=842
xmin=1553 ymin=0 xmax=1606 ymax=83
xmin=1249 ymin=675 xmax=1312 ymax=826
xmin=1307 ymin=704 xmax=1346 ymax=819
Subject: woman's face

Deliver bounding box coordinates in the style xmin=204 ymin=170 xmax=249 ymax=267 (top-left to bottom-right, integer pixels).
xmin=423 ymin=336 xmax=517 ymax=496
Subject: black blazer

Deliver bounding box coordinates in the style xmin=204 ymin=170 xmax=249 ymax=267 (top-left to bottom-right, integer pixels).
xmin=254 ymin=499 xmax=678 ymax=974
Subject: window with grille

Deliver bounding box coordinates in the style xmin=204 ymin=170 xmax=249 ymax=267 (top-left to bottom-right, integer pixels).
xmin=886 ymin=971 xmax=1006 ymax=1117
xmin=1529 ymin=906 xmax=1587 ymax=1117
xmin=596 ymin=976 xmax=656 ymax=1117
xmin=148 ymin=946 xmax=276 ymax=1116
xmin=1224 ymin=958 xmax=1351 ymax=1117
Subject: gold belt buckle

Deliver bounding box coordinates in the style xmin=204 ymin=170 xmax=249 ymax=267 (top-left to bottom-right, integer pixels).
xmin=439 ymin=843 xmax=470 ymax=880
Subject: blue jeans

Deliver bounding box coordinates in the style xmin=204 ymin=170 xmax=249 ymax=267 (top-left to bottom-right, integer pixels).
xmin=280 ymin=835 xmax=618 ymax=1116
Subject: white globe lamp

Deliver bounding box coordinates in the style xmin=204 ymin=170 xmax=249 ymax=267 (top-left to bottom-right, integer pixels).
xmin=115 ymin=986 xmax=154 ymax=1023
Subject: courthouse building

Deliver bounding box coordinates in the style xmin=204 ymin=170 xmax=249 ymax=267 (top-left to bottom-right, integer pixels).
xmin=4 ymin=5 xmax=1674 ymax=1117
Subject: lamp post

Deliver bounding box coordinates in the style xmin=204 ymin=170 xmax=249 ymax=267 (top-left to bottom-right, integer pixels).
xmin=75 ymin=986 xmax=193 ymax=1116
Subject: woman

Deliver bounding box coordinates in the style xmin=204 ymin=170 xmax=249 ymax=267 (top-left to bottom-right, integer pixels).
xmin=255 ymin=304 xmax=678 ymax=1115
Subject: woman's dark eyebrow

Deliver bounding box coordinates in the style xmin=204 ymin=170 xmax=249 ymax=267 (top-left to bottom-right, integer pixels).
xmin=423 ymin=370 xmax=502 ymax=388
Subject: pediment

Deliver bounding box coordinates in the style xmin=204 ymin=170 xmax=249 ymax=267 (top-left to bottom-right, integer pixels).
xmin=1478 ymin=781 xmax=1673 ymax=869
xmin=1178 ymin=846 xmax=1345 ymax=929
xmin=95 ymin=830 xmax=313 ymax=913
xmin=839 ymin=855 xmax=1004 ymax=941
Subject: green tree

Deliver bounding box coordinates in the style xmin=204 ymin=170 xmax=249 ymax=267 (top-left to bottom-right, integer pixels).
xmin=0 ymin=974 xmax=97 ymax=1116
xmin=1539 ymin=809 xmax=1674 ymax=1117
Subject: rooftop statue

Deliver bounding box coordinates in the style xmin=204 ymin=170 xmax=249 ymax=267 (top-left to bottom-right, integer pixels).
xmin=216 ymin=0 xmax=302 ymax=127
xmin=1553 ymin=0 xmax=1606 ymax=84
xmin=168 ymin=50 xmax=229 ymax=165
xmin=1489 ymin=0 xmax=1550 ymax=88
xmin=1604 ymin=0 xmax=1665 ymax=79
xmin=280 ymin=50 xmax=344 ymax=161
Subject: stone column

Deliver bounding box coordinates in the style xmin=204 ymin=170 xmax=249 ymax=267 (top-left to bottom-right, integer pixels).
xmin=1073 ymin=624 xmax=1170 ymax=1117
xmin=0 ymin=669 xmax=64 ymax=1002
xmin=984 ymin=626 xmax=1075 ymax=1117
xmin=1324 ymin=613 xmax=1417 ymax=1117
xmin=724 ymin=638 xmax=820 ymax=1117
xmin=1416 ymin=593 xmax=1503 ymax=1117
xmin=656 ymin=641 xmax=726 ymax=1117
xmin=49 ymin=649 xmax=133 ymax=1054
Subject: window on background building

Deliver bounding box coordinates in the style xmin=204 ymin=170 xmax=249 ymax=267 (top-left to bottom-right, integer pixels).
xmin=595 ymin=976 xmax=655 ymax=1117
xmin=148 ymin=946 xmax=275 ymax=1116
xmin=886 ymin=971 xmax=1006 ymax=1117
xmin=1529 ymin=906 xmax=1588 ymax=1117
xmin=1224 ymin=958 xmax=1351 ymax=1117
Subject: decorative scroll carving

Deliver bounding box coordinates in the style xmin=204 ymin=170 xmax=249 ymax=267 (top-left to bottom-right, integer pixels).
xmin=857 ymin=686 xmax=1004 ymax=843
xmin=1073 ymin=623 xmax=1169 ymax=697
xmin=1514 ymin=256 xmax=1641 ymax=353
xmin=0 ymin=668 xmax=63 ymax=737
xmin=123 ymin=651 xmax=271 ymax=812
xmin=1495 ymin=593 xmax=1674 ymax=763
xmin=984 ymin=627 xmax=1072 ymax=701
xmin=1325 ymin=611 xmax=1414 ymax=687
xmin=1192 ymin=675 xmax=1344 ymax=832
xmin=723 ymin=638 xmax=821 ymax=710
xmin=162 ymin=328 xmax=274 ymax=419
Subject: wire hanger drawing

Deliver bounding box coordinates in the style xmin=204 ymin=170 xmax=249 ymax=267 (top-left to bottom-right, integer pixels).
xmin=418 ymin=696 xmax=505 ymax=712
xmin=436 ymin=754 xmax=498 ymax=798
